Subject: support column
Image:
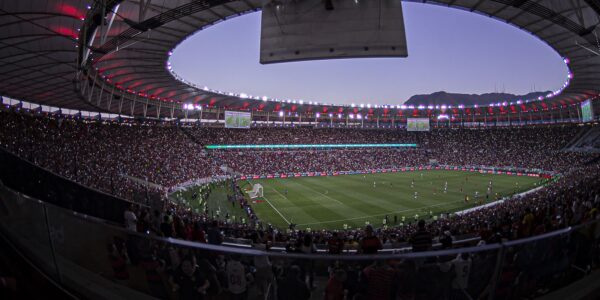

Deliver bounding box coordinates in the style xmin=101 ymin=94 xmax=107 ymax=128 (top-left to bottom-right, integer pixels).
xmin=107 ymin=87 xmax=114 ymax=110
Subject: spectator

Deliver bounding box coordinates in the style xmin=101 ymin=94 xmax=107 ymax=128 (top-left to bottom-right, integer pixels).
xmin=361 ymin=260 xmax=397 ymax=300
xmin=170 ymin=258 xmax=210 ymax=300
xmin=410 ymin=220 xmax=432 ymax=252
xmin=160 ymin=216 xmax=174 ymax=238
xmin=226 ymin=255 xmax=249 ymax=299
xmin=439 ymin=253 xmax=472 ymax=299
xmin=277 ymin=265 xmax=310 ymax=300
xmin=324 ymin=268 xmax=347 ymax=300
xmin=327 ymin=232 xmax=345 ymax=254
xmin=207 ymin=221 xmax=223 ymax=245
xmin=124 ymin=204 xmax=137 ymax=231
xmin=359 ymin=225 xmax=382 ymax=254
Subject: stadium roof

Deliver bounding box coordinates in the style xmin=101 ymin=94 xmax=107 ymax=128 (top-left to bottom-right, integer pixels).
xmin=1 ymin=0 xmax=599 ymax=118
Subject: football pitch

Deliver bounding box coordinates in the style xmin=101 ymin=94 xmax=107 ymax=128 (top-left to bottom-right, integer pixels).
xmin=243 ymin=170 xmax=543 ymax=230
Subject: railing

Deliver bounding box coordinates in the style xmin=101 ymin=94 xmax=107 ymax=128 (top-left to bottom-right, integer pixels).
xmin=0 ymin=183 xmax=598 ymax=300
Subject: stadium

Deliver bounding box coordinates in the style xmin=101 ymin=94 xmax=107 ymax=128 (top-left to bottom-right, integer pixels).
xmin=0 ymin=0 xmax=600 ymax=299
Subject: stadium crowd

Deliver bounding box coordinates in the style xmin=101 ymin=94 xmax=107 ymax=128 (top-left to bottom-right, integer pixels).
xmin=425 ymin=127 xmax=592 ymax=172
xmin=0 ymin=111 xmax=221 ymax=202
xmin=2 ymin=109 xmax=600 ymax=299
xmin=182 ymin=126 xmax=420 ymax=145
xmin=211 ymin=149 xmax=428 ymax=175
xmin=1 ymin=110 xmax=597 ymax=202
xmin=114 ymin=161 xmax=600 ymax=299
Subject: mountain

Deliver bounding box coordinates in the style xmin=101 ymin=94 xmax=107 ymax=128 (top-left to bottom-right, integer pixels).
xmin=403 ymin=91 xmax=550 ymax=106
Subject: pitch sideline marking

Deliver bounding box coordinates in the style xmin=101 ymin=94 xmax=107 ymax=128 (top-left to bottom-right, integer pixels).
xmin=296 ymin=200 xmax=466 ymax=226
xmin=262 ymin=194 xmax=291 ymax=225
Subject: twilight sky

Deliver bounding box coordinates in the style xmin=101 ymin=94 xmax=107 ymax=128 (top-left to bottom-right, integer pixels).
xmin=170 ymin=2 xmax=568 ymax=105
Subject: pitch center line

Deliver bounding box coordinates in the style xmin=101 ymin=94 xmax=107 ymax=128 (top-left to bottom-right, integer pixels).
xmin=262 ymin=195 xmax=291 ymax=225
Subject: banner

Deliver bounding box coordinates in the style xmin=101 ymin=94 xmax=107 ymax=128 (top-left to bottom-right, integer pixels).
xmin=224 ymin=111 xmax=251 ymax=128
xmin=581 ymin=100 xmax=594 ymax=122
xmin=407 ymin=118 xmax=430 ymax=131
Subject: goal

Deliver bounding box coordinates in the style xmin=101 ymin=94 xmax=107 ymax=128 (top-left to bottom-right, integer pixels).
xmin=246 ymin=183 xmax=263 ymax=199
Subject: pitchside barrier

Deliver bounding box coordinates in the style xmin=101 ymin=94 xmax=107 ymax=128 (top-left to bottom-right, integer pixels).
xmin=0 ymin=182 xmax=598 ymax=300
xmin=238 ymin=165 xmax=557 ymax=180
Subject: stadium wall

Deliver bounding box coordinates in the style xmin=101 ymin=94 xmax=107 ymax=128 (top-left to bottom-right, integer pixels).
xmin=0 ymin=148 xmax=144 ymax=224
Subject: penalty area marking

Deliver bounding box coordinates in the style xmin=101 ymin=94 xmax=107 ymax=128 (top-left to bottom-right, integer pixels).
xmin=295 ymin=183 xmax=345 ymax=205
xmin=272 ymin=188 xmax=290 ymax=200
xmin=262 ymin=195 xmax=291 ymax=225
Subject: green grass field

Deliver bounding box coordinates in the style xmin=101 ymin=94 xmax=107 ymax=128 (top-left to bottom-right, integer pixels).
xmin=240 ymin=170 xmax=543 ymax=230
xmin=170 ymin=184 xmax=249 ymax=222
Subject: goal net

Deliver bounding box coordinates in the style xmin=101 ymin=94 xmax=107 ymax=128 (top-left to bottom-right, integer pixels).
xmin=246 ymin=183 xmax=263 ymax=199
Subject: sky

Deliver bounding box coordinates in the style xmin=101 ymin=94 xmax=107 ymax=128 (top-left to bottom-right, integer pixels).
xmin=170 ymin=2 xmax=568 ymax=105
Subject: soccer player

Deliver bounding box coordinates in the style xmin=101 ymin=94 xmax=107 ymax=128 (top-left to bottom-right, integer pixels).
xmin=373 ymin=181 xmax=376 ymax=188
xmin=414 ymin=191 xmax=418 ymax=200
xmin=444 ymin=181 xmax=448 ymax=193
xmin=411 ymin=179 xmax=415 ymax=188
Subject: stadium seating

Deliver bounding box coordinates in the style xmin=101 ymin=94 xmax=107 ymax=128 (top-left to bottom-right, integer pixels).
xmin=1 ymin=110 xmax=599 ymax=238
xmin=1 ymin=108 xmax=600 ymax=299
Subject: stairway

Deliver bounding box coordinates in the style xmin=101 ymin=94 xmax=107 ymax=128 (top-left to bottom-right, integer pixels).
xmin=562 ymin=126 xmax=591 ymax=151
